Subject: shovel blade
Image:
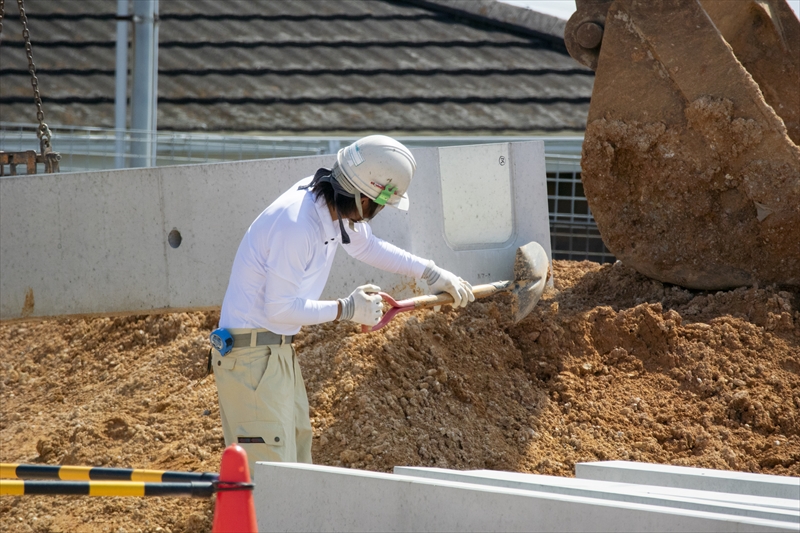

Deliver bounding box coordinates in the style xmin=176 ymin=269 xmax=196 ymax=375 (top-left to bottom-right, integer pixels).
xmin=510 ymin=241 xmax=550 ymax=323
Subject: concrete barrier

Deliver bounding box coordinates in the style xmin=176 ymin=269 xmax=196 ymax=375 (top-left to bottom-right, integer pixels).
xmin=462 ymin=469 xmax=799 ymax=511
xmin=0 ymin=142 xmax=550 ymax=319
xmin=253 ymin=462 xmax=794 ymax=532
xmin=393 ymin=467 xmax=799 ymax=524
xmin=576 ymin=461 xmax=800 ymax=501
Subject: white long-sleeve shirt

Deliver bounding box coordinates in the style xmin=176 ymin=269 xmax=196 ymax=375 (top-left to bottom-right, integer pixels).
xmin=219 ymin=177 xmax=429 ymax=334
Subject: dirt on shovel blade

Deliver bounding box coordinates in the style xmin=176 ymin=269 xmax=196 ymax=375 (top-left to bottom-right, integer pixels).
xmin=1 ymin=260 xmax=798 ymax=533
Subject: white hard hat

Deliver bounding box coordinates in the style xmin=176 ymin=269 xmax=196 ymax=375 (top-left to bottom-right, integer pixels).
xmin=335 ymin=135 xmax=416 ymax=211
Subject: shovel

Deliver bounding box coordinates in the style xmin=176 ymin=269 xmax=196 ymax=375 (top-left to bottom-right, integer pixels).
xmin=362 ymin=241 xmax=550 ymax=332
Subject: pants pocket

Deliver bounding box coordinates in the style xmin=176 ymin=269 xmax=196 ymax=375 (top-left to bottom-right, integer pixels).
xmin=236 ymin=420 xmax=287 ymax=463
xmin=215 ymin=346 xmax=271 ymax=391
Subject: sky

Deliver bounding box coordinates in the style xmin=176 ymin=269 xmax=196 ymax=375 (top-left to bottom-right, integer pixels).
xmin=500 ymin=0 xmax=800 ymax=21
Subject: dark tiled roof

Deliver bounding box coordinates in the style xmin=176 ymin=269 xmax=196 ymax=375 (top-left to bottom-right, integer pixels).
xmin=0 ymin=0 xmax=593 ymax=134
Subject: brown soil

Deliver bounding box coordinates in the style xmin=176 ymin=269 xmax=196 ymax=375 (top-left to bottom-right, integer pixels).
xmin=1 ymin=260 xmax=799 ymax=532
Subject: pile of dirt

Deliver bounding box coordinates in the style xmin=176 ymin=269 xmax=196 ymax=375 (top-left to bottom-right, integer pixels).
xmin=1 ymin=260 xmax=798 ymax=532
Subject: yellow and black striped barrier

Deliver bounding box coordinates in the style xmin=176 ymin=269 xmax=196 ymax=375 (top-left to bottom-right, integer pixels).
xmin=0 ymin=464 xmax=235 ymax=498
xmin=1 ymin=463 xmax=218 ymax=482
xmin=1 ymin=479 xmax=216 ymax=498
xmin=1 ymin=445 xmax=257 ymax=532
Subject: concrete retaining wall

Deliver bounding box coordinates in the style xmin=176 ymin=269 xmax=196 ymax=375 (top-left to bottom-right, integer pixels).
xmin=0 ymin=142 xmax=550 ymax=319
xmin=252 ymin=462 xmax=794 ymax=532
xmin=393 ymin=467 xmax=799 ymax=524
xmin=576 ymin=461 xmax=800 ymax=501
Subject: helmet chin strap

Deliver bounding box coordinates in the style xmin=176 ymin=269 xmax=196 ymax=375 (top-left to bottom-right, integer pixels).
xmin=352 ymin=190 xmax=364 ymax=220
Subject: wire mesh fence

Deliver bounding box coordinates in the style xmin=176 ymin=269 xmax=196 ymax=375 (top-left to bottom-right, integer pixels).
xmin=0 ymin=122 xmax=614 ymax=263
xmin=545 ymin=156 xmax=614 ymax=263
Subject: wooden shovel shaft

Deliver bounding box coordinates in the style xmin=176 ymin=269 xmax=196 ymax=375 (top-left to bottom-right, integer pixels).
xmin=363 ymin=241 xmax=548 ymax=333
xmin=405 ymin=280 xmax=513 ymax=309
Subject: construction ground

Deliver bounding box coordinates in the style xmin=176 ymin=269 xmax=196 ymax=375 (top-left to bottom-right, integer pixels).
xmin=1 ymin=259 xmax=797 ymax=533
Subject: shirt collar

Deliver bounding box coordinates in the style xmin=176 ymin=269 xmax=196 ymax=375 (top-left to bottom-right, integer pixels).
xmin=311 ymin=190 xmax=339 ymax=244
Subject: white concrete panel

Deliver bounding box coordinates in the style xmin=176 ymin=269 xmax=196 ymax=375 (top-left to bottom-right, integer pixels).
xmin=1 ymin=142 xmax=551 ymax=318
xmin=393 ymin=467 xmax=799 ymax=524
xmin=253 ymin=462 xmax=794 ymax=532
xmin=0 ymin=170 xmax=169 ymax=317
xmin=158 ymin=157 xmax=335 ymax=308
xmin=576 ymin=461 xmax=800 ymax=501
xmin=464 ymin=469 xmax=800 ymax=511
xmin=439 ymin=143 xmax=514 ymax=248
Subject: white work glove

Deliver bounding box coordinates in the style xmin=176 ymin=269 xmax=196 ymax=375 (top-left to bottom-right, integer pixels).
xmin=422 ymin=261 xmax=475 ymax=308
xmin=338 ymin=284 xmax=383 ymax=326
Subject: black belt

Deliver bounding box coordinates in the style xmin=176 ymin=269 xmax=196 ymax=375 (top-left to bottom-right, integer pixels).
xmin=231 ymin=331 xmax=293 ymax=348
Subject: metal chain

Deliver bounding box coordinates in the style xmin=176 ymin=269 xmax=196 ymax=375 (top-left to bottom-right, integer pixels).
xmin=16 ymin=0 xmax=52 ymax=150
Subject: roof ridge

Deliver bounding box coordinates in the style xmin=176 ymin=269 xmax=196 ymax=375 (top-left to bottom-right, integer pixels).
xmin=395 ymin=0 xmax=567 ymax=47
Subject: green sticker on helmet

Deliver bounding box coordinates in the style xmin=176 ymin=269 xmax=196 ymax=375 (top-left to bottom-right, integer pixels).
xmin=375 ymin=183 xmax=397 ymax=205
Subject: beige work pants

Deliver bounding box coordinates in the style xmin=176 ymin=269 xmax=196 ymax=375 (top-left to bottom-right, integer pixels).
xmin=211 ymin=329 xmax=312 ymax=475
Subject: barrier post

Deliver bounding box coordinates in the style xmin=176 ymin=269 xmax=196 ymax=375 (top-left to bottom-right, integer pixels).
xmin=212 ymin=444 xmax=257 ymax=533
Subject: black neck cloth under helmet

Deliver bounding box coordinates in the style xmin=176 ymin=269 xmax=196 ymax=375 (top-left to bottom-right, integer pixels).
xmin=300 ymin=167 xmax=357 ymax=244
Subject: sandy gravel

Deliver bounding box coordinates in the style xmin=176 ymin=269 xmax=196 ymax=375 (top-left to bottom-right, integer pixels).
xmin=1 ymin=260 xmax=798 ymax=532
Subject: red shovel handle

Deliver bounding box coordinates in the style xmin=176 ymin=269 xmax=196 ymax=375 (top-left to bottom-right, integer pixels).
xmin=359 ymin=281 xmax=515 ymax=333
xmin=361 ymin=292 xmax=417 ymax=333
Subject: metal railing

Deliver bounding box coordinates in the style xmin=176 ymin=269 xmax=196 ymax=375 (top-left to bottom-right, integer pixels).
xmin=0 ymin=123 xmax=341 ymax=171
xmin=0 ymin=122 xmax=614 ymax=263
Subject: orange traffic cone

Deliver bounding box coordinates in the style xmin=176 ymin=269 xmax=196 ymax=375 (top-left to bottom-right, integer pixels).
xmin=212 ymin=444 xmax=257 ymax=533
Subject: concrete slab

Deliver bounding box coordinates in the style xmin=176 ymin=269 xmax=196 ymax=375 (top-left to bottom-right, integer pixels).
xmin=0 ymin=170 xmax=170 ymax=316
xmin=253 ymin=462 xmax=794 ymax=532
xmin=394 ymin=467 xmax=799 ymax=524
xmin=576 ymin=461 xmax=800 ymax=501
xmin=466 ymin=469 xmax=800 ymax=511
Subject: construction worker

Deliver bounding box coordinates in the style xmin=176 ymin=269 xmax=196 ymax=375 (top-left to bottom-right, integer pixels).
xmin=210 ymin=135 xmax=474 ymax=473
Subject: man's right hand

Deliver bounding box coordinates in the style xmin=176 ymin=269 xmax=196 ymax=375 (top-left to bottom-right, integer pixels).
xmin=422 ymin=261 xmax=475 ymax=308
xmin=338 ymin=284 xmax=383 ymax=326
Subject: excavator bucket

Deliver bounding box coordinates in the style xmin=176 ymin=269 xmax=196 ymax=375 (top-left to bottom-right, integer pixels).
xmin=565 ymin=0 xmax=800 ymax=290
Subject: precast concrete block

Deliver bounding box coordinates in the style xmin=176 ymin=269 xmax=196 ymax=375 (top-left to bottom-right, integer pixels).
xmin=158 ymin=156 xmax=335 ymax=308
xmin=465 ymin=469 xmax=800 ymax=511
xmin=0 ymin=169 xmax=169 ymax=317
xmin=576 ymin=461 xmax=800 ymax=501
xmin=253 ymin=462 xmax=794 ymax=532
xmin=394 ymin=467 xmax=799 ymax=524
